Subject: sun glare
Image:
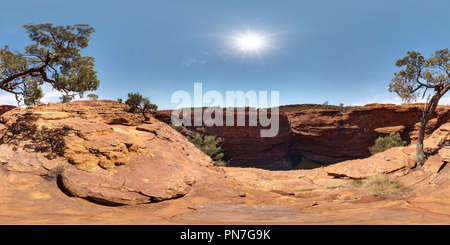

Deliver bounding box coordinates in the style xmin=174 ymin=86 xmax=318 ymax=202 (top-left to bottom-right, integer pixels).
xmin=237 ymin=34 xmax=264 ymax=52
xmin=225 ymin=30 xmax=294 ymax=60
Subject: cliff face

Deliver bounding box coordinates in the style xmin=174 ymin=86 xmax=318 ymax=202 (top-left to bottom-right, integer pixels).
xmin=0 ymin=105 xmax=17 ymax=115
xmin=155 ymin=109 xmax=292 ymax=170
xmin=287 ymin=103 xmax=450 ymax=164
xmin=155 ymin=103 xmax=450 ymax=169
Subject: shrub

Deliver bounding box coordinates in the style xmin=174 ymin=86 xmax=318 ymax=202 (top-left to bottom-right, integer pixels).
xmin=59 ymin=94 xmax=73 ymax=103
xmin=87 ymin=93 xmax=99 ymax=100
xmin=125 ymin=92 xmax=158 ymax=120
xmin=169 ymin=123 xmax=183 ymax=132
xmin=348 ymin=178 xmax=363 ymax=188
xmin=34 ymin=124 xmax=48 ymax=140
xmin=369 ymin=132 xmax=407 ymax=155
xmin=409 ymin=151 xmax=418 ymax=163
xmin=213 ymin=160 xmax=228 ymax=167
xmin=186 ymin=134 xmax=227 ymax=166
xmin=363 ymin=174 xmax=402 ymax=196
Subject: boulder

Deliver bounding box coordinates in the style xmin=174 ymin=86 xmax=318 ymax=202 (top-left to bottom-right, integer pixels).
xmin=59 ymin=154 xmax=195 ymax=205
xmin=423 ymin=122 xmax=450 ymax=154
xmin=439 ymin=146 xmax=450 ymax=163
xmin=374 ymin=125 xmax=406 ymax=134
xmin=422 ymin=154 xmax=445 ymax=173
xmin=324 ymin=147 xmax=416 ymax=179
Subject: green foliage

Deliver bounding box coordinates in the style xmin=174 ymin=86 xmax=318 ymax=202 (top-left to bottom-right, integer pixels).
xmin=369 ymin=132 xmax=407 ymax=155
xmin=23 ymin=80 xmax=44 ymax=106
xmin=389 ymin=49 xmax=450 ymax=104
xmin=87 ymin=93 xmax=98 ymax=100
xmin=389 ymin=49 xmax=450 ymax=166
xmin=125 ymin=92 xmax=158 ymax=119
xmin=0 ymin=23 xmax=100 ymax=106
xmin=186 ymin=134 xmax=227 ymax=166
xmin=117 ymin=98 xmax=123 ymax=103
xmin=143 ymin=99 xmax=158 ymax=111
xmin=169 ymin=123 xmax=183 ymax=132
xmin=59 ymin=94 xmax=73 ymax=103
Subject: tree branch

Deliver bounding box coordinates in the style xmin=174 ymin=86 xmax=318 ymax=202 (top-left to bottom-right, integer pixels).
xmin=421 ymin=87 xmax=428 ymax=100
xmin=409 ymin=84 xmax=424 ymax=94
xmin=0 ymin=66 xmax=44 ymax=89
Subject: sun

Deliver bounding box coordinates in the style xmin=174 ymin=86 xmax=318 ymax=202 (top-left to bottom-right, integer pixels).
xmin=236 ymin=34 xmax=264 ymax=52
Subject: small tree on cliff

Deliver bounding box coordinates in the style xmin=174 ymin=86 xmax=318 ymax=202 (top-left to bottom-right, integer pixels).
xmin=125 ymin=92 xmax=158 ymax=120
xmin=87 ymin=93 xmax=98 ymax=100
xmin=0 ymin=23 xmax=100 ymax=106
xmin=389 ymin=49 xmax=450 ymax=166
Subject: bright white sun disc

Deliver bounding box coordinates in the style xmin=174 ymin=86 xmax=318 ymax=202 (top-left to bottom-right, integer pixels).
xmin=238 ymin=35 xmax=263 ymax=51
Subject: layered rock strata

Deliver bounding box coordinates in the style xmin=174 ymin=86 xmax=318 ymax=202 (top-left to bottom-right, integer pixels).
xmin=287 ymin=103 xmax=450 ymax=164
xmin=0 ymin=100 xmax=217 ymax=205
xmin=155 ymin=108 xmax=292 ymax=170
xmin=155 ymin=103 xmax=450 ymax=169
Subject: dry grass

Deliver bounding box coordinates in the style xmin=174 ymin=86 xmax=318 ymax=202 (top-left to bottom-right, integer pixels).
xmin=348 ymin=178 xmax=363 ymax=188
xmin=363 ymin=174 xmax=402 ymax=196
xmin=292 ymin=186 xmax=315 ymax=192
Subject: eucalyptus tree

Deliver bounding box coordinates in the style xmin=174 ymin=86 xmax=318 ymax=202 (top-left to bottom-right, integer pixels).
xmin=0 ymin=23 xmax=99 ymax=106
xmin=389 ymin=49 xmax=450 ymax=166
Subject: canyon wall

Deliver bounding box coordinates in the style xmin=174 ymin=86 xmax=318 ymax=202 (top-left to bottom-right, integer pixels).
xmin=154 ymin=109 xmax=292 ymax=170
xmin=155 ymin=103 xmax=450 ymax=170
xmin=0 ymin=105 xmax=17 ymax=116
xmin=286 ymin=103 xmax=450 ymax=164
xmin=3 ymin=102 xmax=446 ymax=171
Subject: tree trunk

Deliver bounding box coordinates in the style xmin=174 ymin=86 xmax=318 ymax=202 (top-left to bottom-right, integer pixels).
xmin=416 ymin=115 xmax=428 ymax=166
xmin=141 ymin=110 xmax=149 ymax=121
xmin=415 ymin=89 xmax=448 ymax=166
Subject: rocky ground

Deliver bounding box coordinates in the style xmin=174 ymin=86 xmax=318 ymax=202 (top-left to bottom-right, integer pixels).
xmin=0 ymin=100 xmax=450 ymax=224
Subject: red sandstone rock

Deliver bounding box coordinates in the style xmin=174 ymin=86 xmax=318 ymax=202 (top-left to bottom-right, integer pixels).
xmin=1 ymin=101 xmax=450 ymax=224
xmin=374 ymin=125 xmax=406 ymax=134
xmin=439 ymin=146 xmax=450 ymax=163
xmin=156 ymin=103 xmax=450 ymax=169
xmin=422 ymin=154 xmax=445 ymax=173
xmin=324 ymin=146 xmax=416 ymax=179
xmin=287 ymin=103 xmax=450 ymax=164
xmin=0 ymin=100 xmax=222 ymax=205
xmin=423 ymin=122 xmax=450 ymax=154
xmin=156 ymin=109 xmax=293 ymax=170
xmin=59 ymin=154 xmax=194 ymax=205
xmin=0 ymin=105 xmax=17 ymax=116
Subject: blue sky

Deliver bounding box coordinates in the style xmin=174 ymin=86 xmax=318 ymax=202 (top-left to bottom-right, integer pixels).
xmin=2 ymin=0 xmax=450 ymax=109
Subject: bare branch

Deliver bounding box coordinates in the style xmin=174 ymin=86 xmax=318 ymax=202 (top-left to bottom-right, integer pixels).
xmin=421 ymin=87 xmax=428 ymax=100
